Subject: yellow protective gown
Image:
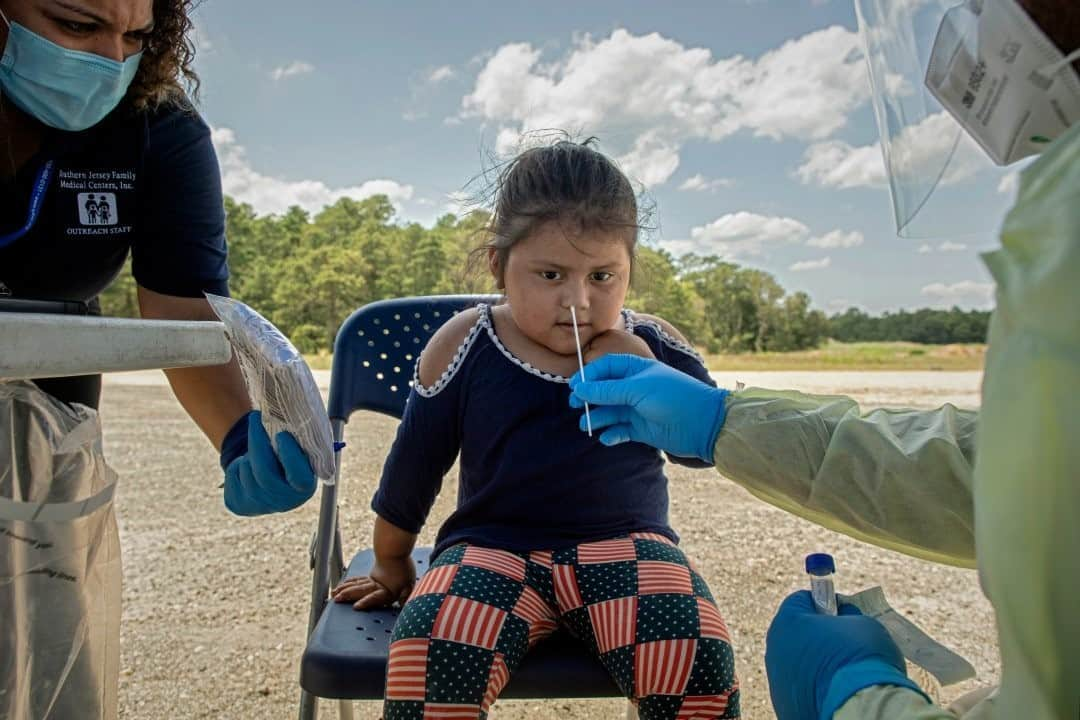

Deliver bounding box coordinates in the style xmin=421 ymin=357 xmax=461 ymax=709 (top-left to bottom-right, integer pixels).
xmin=713 ymin=122 xmax=1080 ymax=720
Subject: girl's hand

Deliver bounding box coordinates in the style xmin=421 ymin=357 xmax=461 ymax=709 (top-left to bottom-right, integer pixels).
xmin=332 ymin=555 xmax=417 ymax=610
xmin=583 ymin=329 xmax=655 ymax=365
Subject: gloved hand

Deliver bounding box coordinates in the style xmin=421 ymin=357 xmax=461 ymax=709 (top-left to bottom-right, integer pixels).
xmin=568 ymin=353 xmax=729 ymax=463
xmin=766 ymin=591 xmax=928 ymax=720
xmin=220 ymin=410 xmax=317 ymax=516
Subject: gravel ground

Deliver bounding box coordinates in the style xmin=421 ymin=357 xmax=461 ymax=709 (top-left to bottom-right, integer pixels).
xmin=100 ymin=371 xmax=996 ymax=720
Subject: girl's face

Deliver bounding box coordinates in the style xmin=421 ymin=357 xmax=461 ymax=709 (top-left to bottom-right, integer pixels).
xmin=492 ymin=220 xmax=632 ymax=357
xmin=0 ymin=0 xmax=153 ymax=61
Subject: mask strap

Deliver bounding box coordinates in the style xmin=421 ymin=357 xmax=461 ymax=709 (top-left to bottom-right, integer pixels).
xmin=0 ymin=7 xmax=9 ymax=29
xmin=1038 ymin=48 xmax=1080 ymax=79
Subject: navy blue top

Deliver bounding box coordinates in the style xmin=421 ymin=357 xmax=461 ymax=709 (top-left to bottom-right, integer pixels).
xmin=372 ymin=304 xmax=717 ymax=559
xmin=0 ymin=100 xmax=229 ymax=305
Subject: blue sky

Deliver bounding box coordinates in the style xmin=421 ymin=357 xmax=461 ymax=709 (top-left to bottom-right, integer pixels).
xmin=190 ymin=0 xmax=1019 ymax=313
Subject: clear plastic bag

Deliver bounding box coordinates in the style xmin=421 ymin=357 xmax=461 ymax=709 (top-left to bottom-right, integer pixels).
xmin=0 ymin=381 xmax=121 ymax=720
xmin=206 ymin=294 xmax=335 ymax=481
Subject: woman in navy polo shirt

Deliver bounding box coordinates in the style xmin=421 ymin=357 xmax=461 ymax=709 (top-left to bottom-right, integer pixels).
xmin=0 ymin=0 xmax=315 ymax=516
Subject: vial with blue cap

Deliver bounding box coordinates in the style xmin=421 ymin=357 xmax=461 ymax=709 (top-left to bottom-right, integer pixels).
xmin=805 ymin=552 xmax=837 ymax=615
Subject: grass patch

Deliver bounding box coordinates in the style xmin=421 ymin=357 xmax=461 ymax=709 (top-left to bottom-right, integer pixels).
xmin=307 ymin=341 xmax=986 ymax=373
xmin=702 ymin=340 xmax=986 ymax=372
xmin=303 ymin=351 xmax=333 ymax=371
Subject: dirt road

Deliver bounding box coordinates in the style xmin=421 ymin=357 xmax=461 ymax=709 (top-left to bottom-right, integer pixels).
xmin=101 ymin=370 xmax=994 ymax=719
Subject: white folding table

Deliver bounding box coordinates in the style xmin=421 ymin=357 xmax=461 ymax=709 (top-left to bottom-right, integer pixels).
xmin=0 ymin=312 xmax=231 ymax=380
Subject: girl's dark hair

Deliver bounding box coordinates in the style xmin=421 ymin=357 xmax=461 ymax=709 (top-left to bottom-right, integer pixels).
xmin=477 ymin=137 xmax=642 ymax=284
xmin=127 ymin=0 xmax=202 ymax=110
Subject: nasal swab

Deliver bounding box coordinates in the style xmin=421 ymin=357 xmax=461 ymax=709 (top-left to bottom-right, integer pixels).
xmin=570 ymin=306 xmax=592 ymax=437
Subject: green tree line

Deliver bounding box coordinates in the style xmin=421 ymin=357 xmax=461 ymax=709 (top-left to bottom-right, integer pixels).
xmin=99 ymin=194 xmax=985 ymax=353
xmin=829 ymin=307 xmax=990 ymax=345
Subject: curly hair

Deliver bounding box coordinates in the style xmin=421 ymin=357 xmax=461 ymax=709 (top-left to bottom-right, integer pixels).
xmin=127 ymin=0 xmax=201 ymax=110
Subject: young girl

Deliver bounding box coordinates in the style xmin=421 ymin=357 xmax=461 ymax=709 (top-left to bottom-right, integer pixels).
xmin=333 ymin=140 xmax=740 ymax=720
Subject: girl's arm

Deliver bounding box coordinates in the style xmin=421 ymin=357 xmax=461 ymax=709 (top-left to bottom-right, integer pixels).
xmin=334 ymin=516 xmax=418 ymax=609
xmin=338 ymin=309 xmax=482 ymax=609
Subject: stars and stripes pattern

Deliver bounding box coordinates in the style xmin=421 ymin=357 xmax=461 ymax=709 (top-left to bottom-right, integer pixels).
xmin=577 ymin=536 xmax=637 ymax=564
xmin=696 ymin=598 xmax=731 ymax=644
xmin=481 ymin=652 xmax=510 ymax=714
xmin=412 ymin=563 xmax=458 ymax=597
xmin=382 ymin=538 xmax=739 ymax=719
xmin=635 ymin=639 xmax=697 ymax=697
xmin=528 ymin=550 xmax=553 ymax=568
xmin=511 ymin=586 xmax=558 ymax=646
xmin=587 ymin=597 xmax=638 ymax=653
xmin=421 ymin=702 xmax=482 ymax=719
xmin=630 ymin=531 xmax=674 ymax=545
xmin=675 ymin=690 xmax=736 ymax=720
xmin=553 ymin=563 xmax=584 ymax=611
xmin=385 ymin=638 xmax=429 ymax=701
xmin=461 ymin=545 xmax=526 ymax=582
xmin=431 ymin=596 xmax=507 ymax=650
xmin=637 ymin=561 xmax=694 ymax=596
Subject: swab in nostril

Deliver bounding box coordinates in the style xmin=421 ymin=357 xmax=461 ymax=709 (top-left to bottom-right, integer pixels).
xmin=570 ymin=306 xmax=592 ymax=437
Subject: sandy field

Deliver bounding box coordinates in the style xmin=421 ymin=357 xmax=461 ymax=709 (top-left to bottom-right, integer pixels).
xmin=98 ymin=370 xmax=995 ymax=719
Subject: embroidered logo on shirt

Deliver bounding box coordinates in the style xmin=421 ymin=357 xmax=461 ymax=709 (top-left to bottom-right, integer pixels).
xmin=77 ymin=193 xmax=118 ymax=226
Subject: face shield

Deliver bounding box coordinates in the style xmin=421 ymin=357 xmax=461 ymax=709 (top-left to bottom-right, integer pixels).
xmin=854 ymin=0 xmax=1080 ymax=238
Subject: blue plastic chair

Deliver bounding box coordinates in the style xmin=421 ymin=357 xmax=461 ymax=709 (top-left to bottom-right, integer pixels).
xmin=298 ymin=295 xmax=622 ymax=720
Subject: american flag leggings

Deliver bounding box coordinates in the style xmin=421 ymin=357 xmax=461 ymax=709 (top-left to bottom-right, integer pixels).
xmin=382 ymin=533 xmax=739 ymax=720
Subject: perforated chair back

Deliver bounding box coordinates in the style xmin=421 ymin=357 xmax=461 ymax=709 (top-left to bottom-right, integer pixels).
xmin=328 ymin=295 xmax=499 ymax=422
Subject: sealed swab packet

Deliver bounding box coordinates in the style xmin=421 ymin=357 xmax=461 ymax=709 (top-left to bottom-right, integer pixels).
xmin=839 ymin=586 xmax=976 ymax=687
xmin=206 ymin=294 xmax=335 ymax=482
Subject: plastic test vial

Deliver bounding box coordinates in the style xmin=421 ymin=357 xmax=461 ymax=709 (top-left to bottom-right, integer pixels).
xmin=806 ymin=553 xmax=837 ymax=615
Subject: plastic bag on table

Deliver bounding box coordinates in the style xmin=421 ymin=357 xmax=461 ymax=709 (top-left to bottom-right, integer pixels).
xmin=0 ymin=380 xmax=121 ymax=720
xmin=205 ymin=294 xmax=335 ymax=481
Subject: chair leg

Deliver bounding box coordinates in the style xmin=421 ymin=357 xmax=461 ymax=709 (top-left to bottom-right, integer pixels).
xmin=337 ymin=699 xmax=355 ymax=720
xmin=332 ymin=523 xmax=347 ymax=586
xmin=298 ymin=689 xmax=318 ymax=720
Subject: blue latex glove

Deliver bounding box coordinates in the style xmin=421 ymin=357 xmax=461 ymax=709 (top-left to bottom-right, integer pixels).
xmin=568 ymin=354 xmax=729 ymax=463
xmin=766 ymin=591 xmax=929 ymax=720
xmin=220 ymin=410 xmax=317 ymax=516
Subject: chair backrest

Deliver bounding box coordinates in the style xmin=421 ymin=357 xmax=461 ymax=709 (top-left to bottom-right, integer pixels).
xmin=328 ymin=294 xmax=499 ymax=421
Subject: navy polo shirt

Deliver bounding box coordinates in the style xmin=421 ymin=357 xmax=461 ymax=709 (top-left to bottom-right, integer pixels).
xmin=372 ymin=304 xmax=717 ymax=559
xmin=0 ymin=99 xmax=229 ymax=305
xmin=0 ymin=100 xmax=229 ymax=407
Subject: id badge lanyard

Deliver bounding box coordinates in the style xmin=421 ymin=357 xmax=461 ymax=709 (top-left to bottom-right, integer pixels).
xmin=0 ymin=159 xmax=54 ymax=249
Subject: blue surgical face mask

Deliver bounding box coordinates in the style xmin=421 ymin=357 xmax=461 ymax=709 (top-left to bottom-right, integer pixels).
xmin=0 ymin=9 xmax=143 ymax=132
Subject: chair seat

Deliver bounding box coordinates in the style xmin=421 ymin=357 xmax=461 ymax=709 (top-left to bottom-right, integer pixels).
xmin=300 ymin=547 xmax=622 ymax=700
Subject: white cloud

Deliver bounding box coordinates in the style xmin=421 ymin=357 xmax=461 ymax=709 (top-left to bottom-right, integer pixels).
xmin=997 ymin=171 xmax=1019 ymax=195
xmin=678 ymin=174 xmax=735 ymax=192
xmin=796 ymin=112 xmax=987 ymax=190
xmin=443 ymin=190 xmax=473 ymax=217
xmin=795 ymin=139 xmax=886 ymax=189
xmin=617 ymin=131 xmax=681 ymax=186
xmin=270 ymin=60 xmax=314 ymax=82
xmin=918 ymin=241 xmax=968 ymax=254
xmin=920 ymin=281 xmax=994 ymax=308
xmin=428 ymin=65 xmax=455 ymax=83
xmin=807 ymin=229 xmax=864 ymax=248
xmin=683 ymin=211 xmax=810 ymax=258
xmin=790 ymin=257 xmax=832 ymax=271
xmin=211 ymin=127 xmax=414 ymax=216
xmin=460 ymin=26 xmax=870 ymax=186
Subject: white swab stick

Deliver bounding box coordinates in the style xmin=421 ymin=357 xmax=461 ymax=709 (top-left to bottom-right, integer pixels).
xmin=570 ymin=306 xmax=593 ymax=436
